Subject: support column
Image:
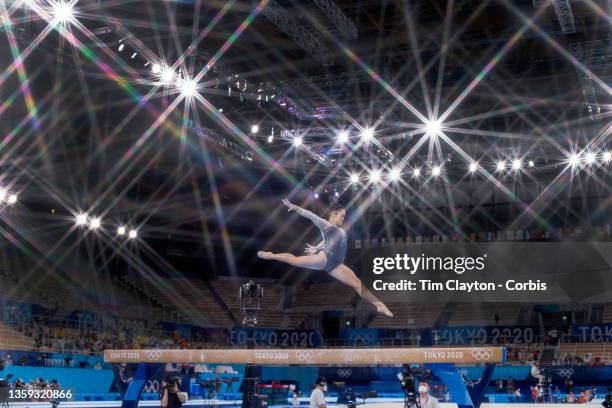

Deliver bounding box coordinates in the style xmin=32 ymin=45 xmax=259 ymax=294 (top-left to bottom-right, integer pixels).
xmin=424 ymin=363 xmax=495 ymax=408
xmin=114 ymin=363 xmax=163 ymax=408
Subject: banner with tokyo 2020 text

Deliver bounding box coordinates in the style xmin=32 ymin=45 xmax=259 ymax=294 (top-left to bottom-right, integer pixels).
xmin=231 ymin=328 xmax=321 ymax=348
xmin=570 ymin=323 xmax=612 ymax=342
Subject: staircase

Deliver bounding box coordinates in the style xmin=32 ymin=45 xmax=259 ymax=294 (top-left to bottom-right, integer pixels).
xmin=204 ymin=280 xmax=238 ymax=327
xmin=515 ymin=305 xmax=533 ymax=325
xmin=539 ymin=345 xmax=557 ymax=366
xmin=435 ymin=302 xmax=455 ymax=327
xmin=115 ymin=275 xmax=185 ymax=323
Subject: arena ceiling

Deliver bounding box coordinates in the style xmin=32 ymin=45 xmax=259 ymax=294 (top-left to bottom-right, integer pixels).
xmin=0 ymin=0 xmax=610 ymax=282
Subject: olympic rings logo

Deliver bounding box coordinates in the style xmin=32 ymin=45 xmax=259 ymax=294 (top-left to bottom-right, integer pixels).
xmin=145 ymin=350 xmax=162 ymax=361
xmin=337 ymin=369 xmax=352 ymax=378
xmin=556 ymin=368 xmax=574 ymax=378
xmin=350 ymin=333 xmax=376 ymax=345
xmin=296 ymin=351 xmax=315 ymax=362
xmin=471 ymin=348 xmax=494 ymax=361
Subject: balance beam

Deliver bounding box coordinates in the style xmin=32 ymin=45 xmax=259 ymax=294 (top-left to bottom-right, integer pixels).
xmin=104 ymin=346 xmax=505 ymax=365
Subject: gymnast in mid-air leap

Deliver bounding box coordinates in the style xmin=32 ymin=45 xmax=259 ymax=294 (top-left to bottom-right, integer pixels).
xmin=258 ymin=199 xmax=393 ymax=317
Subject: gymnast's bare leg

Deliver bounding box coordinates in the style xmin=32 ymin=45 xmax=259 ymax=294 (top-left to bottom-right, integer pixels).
xmin=328 ymin=264 xmax=393 ymax=317
xmin=257 ymin=251 xmax=327 ymax=271
xmin=258 ymin=249 xmax=393 ymax=316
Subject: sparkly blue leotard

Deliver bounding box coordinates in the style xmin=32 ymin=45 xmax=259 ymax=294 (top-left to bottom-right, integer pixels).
xmin=296 ymin=206 xmax=348 ymax=272
xmin=321 ymin=225 xmax=347 ymax=272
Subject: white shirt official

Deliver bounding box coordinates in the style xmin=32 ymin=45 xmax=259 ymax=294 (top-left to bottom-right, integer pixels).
xmin=419 ymin=394 xmax=440 ymax=408
xmin=310 ymin=388 xmax=326 ymax=408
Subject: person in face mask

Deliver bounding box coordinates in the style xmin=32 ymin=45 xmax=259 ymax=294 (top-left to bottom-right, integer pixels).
xmin=418 ymin=381 xmax=440 ymax=408
xmin=310 ymin=377 xmax=327 ymax=408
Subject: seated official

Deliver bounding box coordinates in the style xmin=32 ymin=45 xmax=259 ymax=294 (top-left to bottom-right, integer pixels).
xmin=310 ymin=377 xmax=327 ymax=408
xmin=418 ymin=381 xmax=440 ymax=408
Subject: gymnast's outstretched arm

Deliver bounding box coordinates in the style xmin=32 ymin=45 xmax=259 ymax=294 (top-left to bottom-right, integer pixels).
xmin=282 ymin=198 xmax=331 ymax=230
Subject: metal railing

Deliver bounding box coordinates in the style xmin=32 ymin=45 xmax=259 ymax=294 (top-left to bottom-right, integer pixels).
xmin=556 ymin=339 xmax=612 ymax=363
xmin=561 ymin=334 xmax=612 ymax=343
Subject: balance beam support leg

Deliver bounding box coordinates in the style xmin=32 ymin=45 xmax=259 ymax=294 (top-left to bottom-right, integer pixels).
xmin=115 ymin=363 xmax=162 ymax=408
xmin=425 ymin=364 xmax=474 ymax=408
xmin=468 ymin=363 xmax=495 ymax=408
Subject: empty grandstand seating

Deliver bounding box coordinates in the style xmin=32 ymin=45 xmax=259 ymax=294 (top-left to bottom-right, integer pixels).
xmin=445 ymin=303 xmax=522 ymax=326
xmin=292 ymin=282 xmax=356 ymax=312
xmin=169 ymin=278 xmax=235 ymax=327
xmin=123 ymin=274 xmax=234 ymax=328
xmin=0 ymin=269 xmax=165 ymax=322
xmin=369 ymin=303 xmax=443 ymax=329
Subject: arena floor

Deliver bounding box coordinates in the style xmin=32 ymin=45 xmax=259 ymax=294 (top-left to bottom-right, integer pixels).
xmin=6 ymin=399 xmax=606 ymax=408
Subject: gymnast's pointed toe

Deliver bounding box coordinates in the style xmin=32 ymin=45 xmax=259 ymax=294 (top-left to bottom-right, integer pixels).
xmin=257 ymin=251 xmax=273 ymax=260
xmin=375 ymin=302 xmax=393 ymax=317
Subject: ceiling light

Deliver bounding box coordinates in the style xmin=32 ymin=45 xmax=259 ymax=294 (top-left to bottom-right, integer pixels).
xmin=160 ymin=67 xmax=175 ymax=85
xmin=128 ymin=229 xmax=138 ymax=239
xmin=512 ymin=159 xmax=522 ymax=171
xmin=360 ymin=127 xmax=374 ymax=143
xmin=251 ymin=124 xmax=259 ymax=134
xmin=89 ymin=217 xmax=101 ymax=230
xmin=177 ymin=77 xmax=198 ymax=98
xmin=117 ymin=226 xmax=126 ymax=236
xmin=293 ymin=136 xmax=303 ymax=147
xmin=369 ymin=169 xmax=381 ymax=183
xmin=569 ymin=153 xmax=581 ymax=167
xmin=496 ymin=161 xmax=506 ymax=172
xmin=75 ymin=213 xmax=88 ymax=226
xmin=431 ymin=166 xmax=441 ymax=177
xmin=349 ymin=173 xmax=359 ymax=184
xmin=584 ymin=152 xmax=596 ymax=165
xmin=52 ymin=1 xmax=74 ymax=23
xmin=425 ymin=119 xmax=442 ymax=135
xmin=337 ymin=130 xmax=349 ymax=144
xmin=389 ymin=168 xmax=401 ymax=181
xmin=468 ymin=162 xmax=478 ymax=173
